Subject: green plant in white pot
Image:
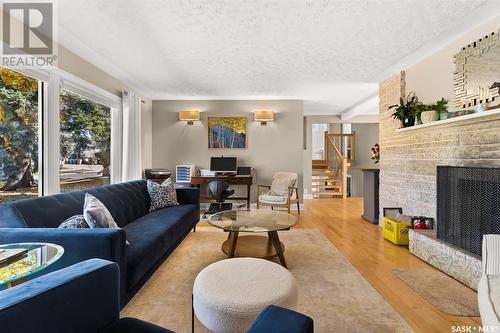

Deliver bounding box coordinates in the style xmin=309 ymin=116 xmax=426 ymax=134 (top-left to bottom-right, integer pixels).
xmin=420 ymin=98 xmax=448 ymax=123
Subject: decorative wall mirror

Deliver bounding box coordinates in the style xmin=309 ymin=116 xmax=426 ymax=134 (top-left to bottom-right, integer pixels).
xmin=454 ymin=29 xmax=500 ymax=110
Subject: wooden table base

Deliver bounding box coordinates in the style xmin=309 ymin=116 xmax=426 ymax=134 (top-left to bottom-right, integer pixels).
xmin=221 ymin=231 xmax=288 ymax=268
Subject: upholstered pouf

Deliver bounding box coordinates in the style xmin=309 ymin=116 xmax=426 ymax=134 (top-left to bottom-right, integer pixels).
xmin=193 ymin=258 xmax=298 ymax=333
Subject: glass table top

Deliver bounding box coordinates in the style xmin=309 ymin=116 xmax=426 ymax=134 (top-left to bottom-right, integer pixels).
xmin=0 ymin=243 xmax=64 ymax=287
xmin=208 ymin=210 xmax=297 ymax=232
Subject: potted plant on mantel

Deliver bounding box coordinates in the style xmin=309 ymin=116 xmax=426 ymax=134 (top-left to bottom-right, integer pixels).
xmin=421 ymin=97 xmax=449 ymax=123
xmin=388 ymin=92 xmax=425 ymax=128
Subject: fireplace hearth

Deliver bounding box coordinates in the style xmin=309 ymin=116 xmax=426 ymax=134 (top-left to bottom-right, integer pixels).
xmin=437 ymin=166 xmax=500 ymax=256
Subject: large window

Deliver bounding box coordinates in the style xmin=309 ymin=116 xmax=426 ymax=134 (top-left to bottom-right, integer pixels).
xmin=0 ymin=68 xmax=41 ymax=203
xmin=59 ymin=90 xmax=111 ymax=192
xmin=0 ymin=66 xmax=120 ymax=203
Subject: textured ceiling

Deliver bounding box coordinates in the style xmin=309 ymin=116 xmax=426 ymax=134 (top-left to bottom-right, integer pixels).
xmin=58 ymin=0 xmax=490 ymax=115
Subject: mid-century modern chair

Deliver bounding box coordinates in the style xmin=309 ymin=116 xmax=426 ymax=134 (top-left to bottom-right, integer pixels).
xmin=207 ymin=180 xmax=234 ymax=213
xmin=257 ymin=172 xmax=300 ymax=214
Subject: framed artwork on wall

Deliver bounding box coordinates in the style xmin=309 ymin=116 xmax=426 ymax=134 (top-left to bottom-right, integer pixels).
xmin=208 ymin=117 xmax=247 ymax=149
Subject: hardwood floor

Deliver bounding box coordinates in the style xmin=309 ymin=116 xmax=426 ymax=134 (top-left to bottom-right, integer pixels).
xmin=294 ymin=198 xmax=481 ymax=333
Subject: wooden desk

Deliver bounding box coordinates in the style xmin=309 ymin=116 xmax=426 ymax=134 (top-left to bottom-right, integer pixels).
xmin=190 ymin=175 xmax=253 ymax=210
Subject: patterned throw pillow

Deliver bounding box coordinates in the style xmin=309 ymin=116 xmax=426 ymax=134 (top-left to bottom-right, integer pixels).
xmin=83 ymin=193 xmax=130 ymax=246
xmin=58 ymin=215 xmax=89 ymax=228
xmin=147 ymin=179 xmax=179 ymax=212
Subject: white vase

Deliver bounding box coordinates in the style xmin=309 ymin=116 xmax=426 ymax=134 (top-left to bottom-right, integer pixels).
xmin=421 ymin=111 xmax=439 ymax=124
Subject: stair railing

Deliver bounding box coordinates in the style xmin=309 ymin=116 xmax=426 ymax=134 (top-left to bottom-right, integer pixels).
xmin=324 ymin=132 xmax=351 ymax=198
xmin=324 ymin=132 xmax=355 ymax=160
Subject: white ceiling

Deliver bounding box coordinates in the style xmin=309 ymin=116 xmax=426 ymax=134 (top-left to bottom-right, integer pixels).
xmin=58 ymin=0 xmax=496 ymax=116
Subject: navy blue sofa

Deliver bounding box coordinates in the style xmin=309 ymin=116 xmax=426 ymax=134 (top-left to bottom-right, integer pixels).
xmin=0 ymin=180 xmax=200 ymax=307
xmin=0 ymin=259 xmax=313 ymax=333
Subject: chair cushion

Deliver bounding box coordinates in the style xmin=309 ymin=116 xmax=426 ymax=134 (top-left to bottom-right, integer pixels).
xmin=124 ymin=204 xmax=198 ymax=289
xmin=270 ymin=178 xmax=294 ymax=196
xmin=259 ymin=194 xmax=288 ymax=205
xmin=478 ymin=274 xmax=500 ymax=328
xmin=102 ymin=317 xmax=174 ymax=333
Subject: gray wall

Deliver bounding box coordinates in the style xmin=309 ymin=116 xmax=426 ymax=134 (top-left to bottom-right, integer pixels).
xmin=152 ymin=100 xmax=304 ymax=202
xmin=349 ymin=123 xmax=379 ymax=197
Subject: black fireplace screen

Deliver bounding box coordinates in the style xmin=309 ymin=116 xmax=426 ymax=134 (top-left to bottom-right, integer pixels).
xmin=437 ymin=166 xmax=500 ymax=256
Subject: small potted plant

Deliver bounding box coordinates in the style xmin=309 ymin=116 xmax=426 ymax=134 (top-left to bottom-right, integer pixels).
xmin=435 ymin=98 xmax=449 ymax=120
xmin=388 ymin=92 xmax=424 ymax=128
xmin=421 ymin=97 xmax=448 ymax=123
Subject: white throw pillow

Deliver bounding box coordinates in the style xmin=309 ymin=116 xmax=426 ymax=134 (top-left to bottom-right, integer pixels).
xmin=83 ymin=193 xmax=130 ymax=246
xmin=83 ymin=193 xmax=118 ymax=228
xmin=270 ymin=177 xmax=295 ymax=196
xmin=147 ymin=179 xmax=179 ymax=212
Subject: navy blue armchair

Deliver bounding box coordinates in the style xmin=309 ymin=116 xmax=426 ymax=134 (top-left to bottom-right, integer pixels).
xmin=0 ymin=259 xmax=313 ymax=333
xmin=248 ymin=305 xmax=314 ymax=333
xmin=0 ymin=259 xmax=172 ymax=333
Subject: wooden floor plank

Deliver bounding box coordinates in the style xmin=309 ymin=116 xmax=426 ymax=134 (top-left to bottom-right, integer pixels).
xmin=292 ymin=198 xmax=481 ymax=333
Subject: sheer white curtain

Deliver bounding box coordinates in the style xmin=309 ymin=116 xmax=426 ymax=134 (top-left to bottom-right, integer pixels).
xmin=121 ymin=91 xmax=142 ymax=181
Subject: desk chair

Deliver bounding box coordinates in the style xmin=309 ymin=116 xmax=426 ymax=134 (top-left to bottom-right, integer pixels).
xmin=207 ymin=180 xmax=234 ymax=214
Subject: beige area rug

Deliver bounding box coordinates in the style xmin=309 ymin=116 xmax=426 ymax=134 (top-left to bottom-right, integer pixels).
xmin=392 ymin=269 xmax=480 ymax=317
xmin=122 ymin=228 xmax=414 ymax=333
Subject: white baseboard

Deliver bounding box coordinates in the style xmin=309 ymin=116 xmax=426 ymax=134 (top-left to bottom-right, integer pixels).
xmin=303 ymin=194 xmax=313 ymax=200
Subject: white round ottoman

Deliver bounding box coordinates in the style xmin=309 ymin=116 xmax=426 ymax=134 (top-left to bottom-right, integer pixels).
xmin=193 ymin=258 xmax=298 ymax=333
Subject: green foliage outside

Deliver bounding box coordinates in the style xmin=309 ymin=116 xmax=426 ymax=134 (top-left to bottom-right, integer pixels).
xmin=0 ymin=67 xmax=111 ymax=195
xmin=0 ymin=68 xmax=39 ymax=191
xmin=60 ymin=90 xmax=111 ymax=176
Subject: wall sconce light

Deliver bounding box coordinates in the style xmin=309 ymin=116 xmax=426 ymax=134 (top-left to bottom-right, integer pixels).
xmin=179 ymin=110 xmax=200 ymax=125
xmin=254 ymin=110 xmax=274 ymax=125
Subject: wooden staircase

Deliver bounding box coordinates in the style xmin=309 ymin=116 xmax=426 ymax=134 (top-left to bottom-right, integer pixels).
xmin=312 ymin=132 xmax=355 ymax=199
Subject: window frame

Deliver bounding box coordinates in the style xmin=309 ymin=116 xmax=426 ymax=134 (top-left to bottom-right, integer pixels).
xmin=7 ymin=66 xmax=122 ymax=196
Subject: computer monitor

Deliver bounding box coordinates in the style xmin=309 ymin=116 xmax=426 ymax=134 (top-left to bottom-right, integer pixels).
xmin=210 ymin=157 xmax=237 ymax=172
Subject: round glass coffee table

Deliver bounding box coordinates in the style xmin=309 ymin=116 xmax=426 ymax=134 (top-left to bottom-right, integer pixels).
xmin=207 ymin=210 xmax=297 ymax=268
xmin=0 ymin=243 xmax=64 ymax=288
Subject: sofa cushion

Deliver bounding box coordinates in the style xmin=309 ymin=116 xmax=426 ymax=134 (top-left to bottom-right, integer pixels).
xmin=123 ymin=204 xmax=198 ymax=289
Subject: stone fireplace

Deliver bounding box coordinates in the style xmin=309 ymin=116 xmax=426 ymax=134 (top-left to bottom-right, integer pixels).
xmin=378 ymin=72 xmax=500 ymax=290
xmin=409 ymin=166 xmax=500 ymax=290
